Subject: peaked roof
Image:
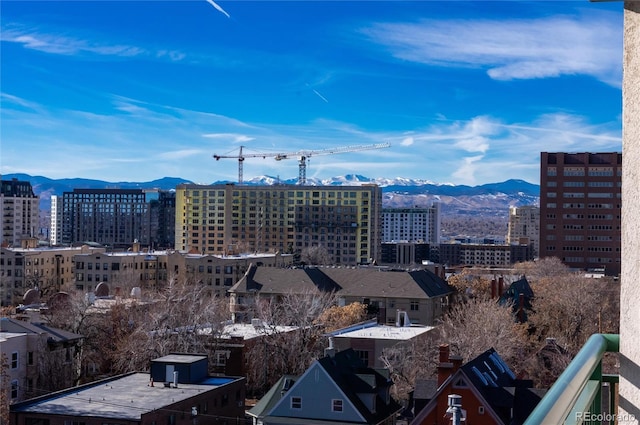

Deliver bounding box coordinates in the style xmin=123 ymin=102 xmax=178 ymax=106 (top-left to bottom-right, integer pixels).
xmin=0 ymin=317 xmax=83 ymax=343
xmin=254 ymin=349 xmax=402 ymax=424
xmin=461 ymin=348 xmax=543 ymax=425
xmin=230 ymin=265 xmax=453 ymax=300
xmin=412 ymin=348 xmax=545 ymax=425
xmin=498 ymin=276 xmax=534 ymax=321
xmin=247 ymin=375 xmax=298 ymax=419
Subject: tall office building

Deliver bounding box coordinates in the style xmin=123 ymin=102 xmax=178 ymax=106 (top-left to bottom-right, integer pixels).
xmin=60 ymin=188 xmax=174 ymax=248
xmin=539 ymin=152 xmax=622 ymax=275
xmin=175 ymin=184 xmax=382 ymax=265
xmin=0 ymin=178 xmax=39 ymax=247
xmin=506 ymin=205 xmax=540 ymax=257
xmin=382 ymin=203 xmax=441 ymax=244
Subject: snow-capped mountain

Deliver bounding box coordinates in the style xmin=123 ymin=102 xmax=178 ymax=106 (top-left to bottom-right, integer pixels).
xmin=4 ymin=173 xmax=540 ymax=218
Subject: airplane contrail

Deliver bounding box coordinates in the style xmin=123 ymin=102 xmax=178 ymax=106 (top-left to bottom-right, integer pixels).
xmin=312 ymin=89 xmax=329 ymax=103
xmin=205 ymin=0 xmax=231 ymax=18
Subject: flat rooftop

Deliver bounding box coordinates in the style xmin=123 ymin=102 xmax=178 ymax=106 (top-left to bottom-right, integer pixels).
xmin=332 ymin=324 xmax=435 ymax=341
xmin=12 ymin=372 xmax=240 ymax=420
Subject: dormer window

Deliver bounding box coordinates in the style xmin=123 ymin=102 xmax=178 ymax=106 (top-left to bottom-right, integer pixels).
xmin=332 ymin=399 xmax=343 ymax=412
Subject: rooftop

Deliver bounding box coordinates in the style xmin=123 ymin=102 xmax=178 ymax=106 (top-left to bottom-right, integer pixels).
xmin=11 ymin=372 xmax=240 ymax=420
xmin=330 ymin=321 xmax=435 ymax=341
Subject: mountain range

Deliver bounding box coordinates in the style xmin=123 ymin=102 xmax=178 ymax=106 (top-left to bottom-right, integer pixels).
xmin=2 ymin=173 xmax=540 ymax=218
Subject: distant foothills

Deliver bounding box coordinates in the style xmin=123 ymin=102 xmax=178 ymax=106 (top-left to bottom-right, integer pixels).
xmin=2 ymin=173 xmax=540 ymax=218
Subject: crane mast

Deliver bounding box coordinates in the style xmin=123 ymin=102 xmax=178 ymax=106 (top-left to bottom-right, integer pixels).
xmin=213 ymin=142 xmax=391 ymax=184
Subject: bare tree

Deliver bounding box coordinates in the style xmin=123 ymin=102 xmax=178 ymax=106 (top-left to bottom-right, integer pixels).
xmin=439 ymin=296 xmax=531 ymax=371
xmin=300 ymin=245 xmax=331 ymax=265
xmin=528 ymin=273 xmax=618 ymax=355
xmin=110 ymin=275 xmax=231 ymax=374
xmin=380 ymin=334 xmax=441 ymax=402
xmin=0 ymin=354 xmax=9 ymax=425
xmin=513 ymin=257 xmax=571 ymax=282
xmin=245 ymin=289 xmax=338 ymax=395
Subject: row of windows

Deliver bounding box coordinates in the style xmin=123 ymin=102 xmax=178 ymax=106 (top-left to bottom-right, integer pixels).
xmin=290 ymin=396 xmax=344 ymax=412
xmin=546 ymin=168 xmax=618 ymax=177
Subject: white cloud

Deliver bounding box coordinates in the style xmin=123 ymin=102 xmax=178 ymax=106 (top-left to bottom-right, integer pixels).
xmin=0 ymin=26 xmax=186 ymax=61
xmin=401 ymin=136 xmax=414 ymax=146
xmin=202 ymin=133 xmax=255 ymax=143
xmin=362 ymin=12 xmax=622 ymax=86
xmin=452 ymin=155 xmax=484 ymax=185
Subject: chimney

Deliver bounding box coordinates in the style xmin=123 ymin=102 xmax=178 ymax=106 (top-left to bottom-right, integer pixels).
xmin=450 ymin=355 xmax=463 ymax=373
xmin=437 ymin=344 xmax=454 ymax=386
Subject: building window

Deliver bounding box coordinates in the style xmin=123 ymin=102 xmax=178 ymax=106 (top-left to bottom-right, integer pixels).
xmin=28 ymin=351 xmax=34 ymax=365
xmin=355 ymin=350 xmax=370 ymax=366
xmin=11 ymin=380 xmax=18 ymax=398
xmin=214 ymin=351 xmax=229 ymax=366
xmin=11 ymin=352 xmax=18 ymax=369
xmin=410 ymin=300 xmax=419 ymax=311
xmin=332 ymin=399 xmax=344 ymax=412
xmin=291 ymin=396 xmax=302 ymax=409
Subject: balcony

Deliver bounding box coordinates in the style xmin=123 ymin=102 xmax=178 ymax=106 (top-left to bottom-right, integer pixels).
xmin=524 ymin=333 xmax=620 ymax=425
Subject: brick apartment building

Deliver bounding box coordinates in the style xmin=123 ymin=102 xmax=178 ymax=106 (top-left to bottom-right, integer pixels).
xmin=539 ymin=152 xmax=622 ymax=276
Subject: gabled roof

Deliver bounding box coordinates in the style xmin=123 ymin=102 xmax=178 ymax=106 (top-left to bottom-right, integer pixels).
xmin=230 ymin=265 xmax=453 ymax=300
xmin=412 ymin=348 xmax=544 ymax=425
xmin=317 ymin=350 xmax=402 ymax=424
xmin=247 ymin=375 xmax=298 ymax=419
xmin=498 ymin=276 xmax=534 ymax=321
xmin=256 ymin=349 xmax=402 ymax=424
xmin=498 ymin=276 xmax=534 ymax=307
xmin=0 ymin=317 xmax=83 ymax=343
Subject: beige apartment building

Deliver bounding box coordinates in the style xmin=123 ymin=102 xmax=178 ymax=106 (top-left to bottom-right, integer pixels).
xmin=0 ymin=243 xmax=105 ymax=307
xmin=506 ymin=205 xmax=540 ymax=257
xmin=72 ymin=247 xmax=292 ymax=296
xmin=175 ymin=184 xmax=383 ymax=266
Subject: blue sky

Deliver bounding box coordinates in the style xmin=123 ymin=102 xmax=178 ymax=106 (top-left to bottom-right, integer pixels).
xmin=1 ymin=1 xmax=623 ymax=186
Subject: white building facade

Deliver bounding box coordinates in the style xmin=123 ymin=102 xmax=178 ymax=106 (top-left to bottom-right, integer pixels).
xmin=382 ymin=204 xmax=441 ymax=244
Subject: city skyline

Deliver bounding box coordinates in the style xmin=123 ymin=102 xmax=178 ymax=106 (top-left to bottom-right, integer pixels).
xmin=1 ymin=1 xmax=624 ymax=186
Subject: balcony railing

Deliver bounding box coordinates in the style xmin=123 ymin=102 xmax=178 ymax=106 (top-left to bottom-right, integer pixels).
xmin=524 ymin=333 xmax=619 ymax=425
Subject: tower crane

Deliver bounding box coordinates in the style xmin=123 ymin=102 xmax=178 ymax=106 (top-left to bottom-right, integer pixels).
xmin=213 ymin=142 xmax=391 ymax=185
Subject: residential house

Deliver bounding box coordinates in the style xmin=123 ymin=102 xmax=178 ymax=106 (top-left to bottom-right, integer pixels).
xmin=247 ymin=348 xmax=402 ymax=425
xmin=229 ymin=265 xmax=453 ymax=326
xmin=497 ymin=276 xmax=534 ymax=323
xmin=10 ymin=353 xmax=246 ymax=425
xmin=410 ymin=344 xmax=545 ymax=425
xmin=328 ymin=313 xmax=436 ymax=368
xmin=0 ymin=317 xmax=83 ymax=403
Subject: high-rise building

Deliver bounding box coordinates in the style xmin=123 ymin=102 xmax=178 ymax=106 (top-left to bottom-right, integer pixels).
xmin=382 ymin=203 xmax=441 ymax=244
xmin=60 ymin=188 xmax=174 ymax=248
xmin=50 ymin=195 xmax=62 ymax=246
xmin=174 ymin=184 xmax=382 ymax=265
xmin=506 ymin=205 xmax=540 ymax=257
xmin=0 ymin=178 xmax=39 ymax=248
xmin=539 ymin=152 xmax=622 ymax=275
